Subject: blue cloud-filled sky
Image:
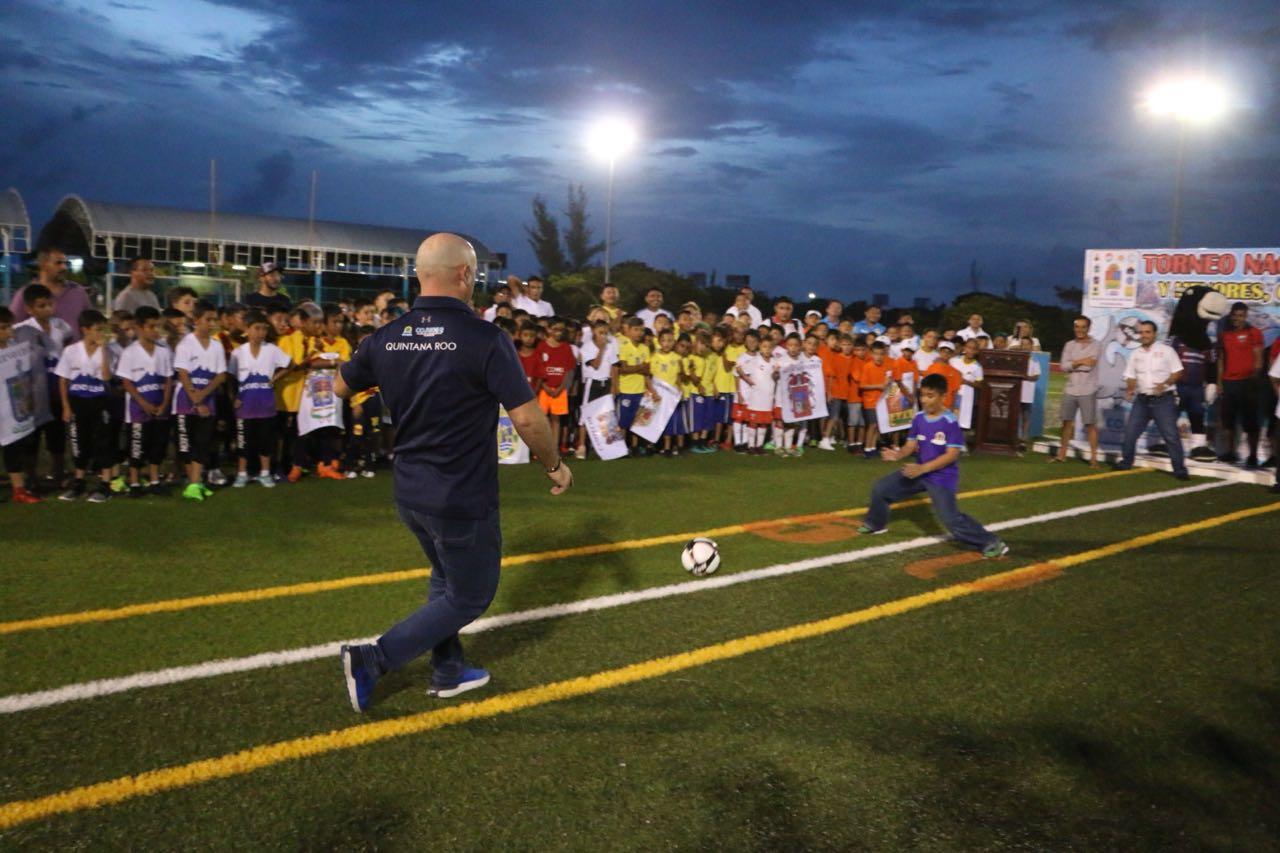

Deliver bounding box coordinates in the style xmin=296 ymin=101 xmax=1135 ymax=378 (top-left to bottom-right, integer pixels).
xmin=2 ymin=0 xmax=1277 ymax=304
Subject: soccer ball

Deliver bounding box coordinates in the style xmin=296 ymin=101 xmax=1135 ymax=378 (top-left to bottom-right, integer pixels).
xmin=681 ymin=538 xmax=721 ymax=576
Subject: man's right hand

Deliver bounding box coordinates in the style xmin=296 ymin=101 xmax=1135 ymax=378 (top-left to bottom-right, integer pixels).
xmin=547 ymin=461 xmax=573 ymax=495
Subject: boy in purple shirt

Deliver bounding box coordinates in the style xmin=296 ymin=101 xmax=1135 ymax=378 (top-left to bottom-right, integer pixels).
xmin=229 ymin=312 xmax=292 ymax=488
xmin=859 ymin=372 xmax=1008 ymax=557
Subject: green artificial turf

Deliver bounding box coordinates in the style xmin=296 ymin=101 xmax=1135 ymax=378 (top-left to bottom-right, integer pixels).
xmin=1 ymin=451 xmax=1276 ymax=849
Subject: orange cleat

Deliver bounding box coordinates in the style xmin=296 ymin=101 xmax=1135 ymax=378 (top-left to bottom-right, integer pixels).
xmin=287 ymin=466 xmax=304 ymax=483
xmin=316 ymin=462 xmax=344 ymax=480
xmin=12 ymin=488 xmax=42 ymax=504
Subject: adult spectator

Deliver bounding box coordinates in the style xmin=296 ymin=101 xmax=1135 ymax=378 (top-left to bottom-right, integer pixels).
xmin=768 ymin=296 xmax=803 ymax=337
xmin=1008 ymin=319 xmax=1041 ymax=350
xmin=635 ymin=287 xmax=675 ymax=331
xmin=853 ymin=305 xmax=885 ymax=336
xmin=956 ymin=313 xmax=986 ymax=343
xmin=482 ymin=284 xmax=512 ymax=321
xmin=335 ymin=232 xmax=572 ymax=712
xmin=512 ymin=275 xmax=554 ymax=318
xmin=113 ymin=257 xmax=161 ymax=313
xmin=1217 ymin=301 xmax=1264 ymax=467
xmin=1114 ymin=320 xmax=1187 ymax=480
xmin=803 ymin=309 xmax=823 ymax=331
xmin=723 ymin=287 xmax=763 ymax=328
xmin=823 ymin=300 xmax=843 ymax=330
xmin=1053 ymin=315 xmax=1100 ymax=466
xmin=600 ymin=283 xmax=623 ymax=322
xmin=9 ymin=247 xmax=91 ymax=337
xmin=374 ymin=288 xmax=398 ymax=314
xmin=242 ymin=261 xmax=292 ymax=314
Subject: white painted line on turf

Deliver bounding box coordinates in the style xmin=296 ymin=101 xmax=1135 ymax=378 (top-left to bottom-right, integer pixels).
xmin=0 ymin=479 xmax=1233 ymax=715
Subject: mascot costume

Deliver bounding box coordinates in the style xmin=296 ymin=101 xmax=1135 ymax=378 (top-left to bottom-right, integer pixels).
xmin=1153 ymin=285 xmax=1228 ymax=461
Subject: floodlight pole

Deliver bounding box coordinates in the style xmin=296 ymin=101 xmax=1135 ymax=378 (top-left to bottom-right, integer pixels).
xmin=1169 ymin=120 xmax=1187 ymax=249
xmin=604 ymin=155 xmax=616 ymax=283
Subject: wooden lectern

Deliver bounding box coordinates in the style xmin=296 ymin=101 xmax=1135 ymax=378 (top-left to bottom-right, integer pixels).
xmin=974 ymin=349 xmax=1030 ymax=455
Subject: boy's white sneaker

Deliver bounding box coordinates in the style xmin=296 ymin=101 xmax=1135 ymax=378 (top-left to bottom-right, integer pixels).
xmin=256 ymin=473 xmax=276 ymax=488
xmin=232 ymin=472 xmax=250 ymax=488
xmin=818 ymin=437 xmax=835 ymax=450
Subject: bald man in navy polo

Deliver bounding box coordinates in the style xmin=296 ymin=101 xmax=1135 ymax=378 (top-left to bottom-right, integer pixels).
xmin=336 ymin=233 xmax=573 ymax=712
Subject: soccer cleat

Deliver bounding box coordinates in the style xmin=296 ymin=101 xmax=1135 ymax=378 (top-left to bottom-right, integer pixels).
xmin=982 ymin=539 xmax=1010 ymax=559
xmin=360 ymin=469 xmax=376 ymax=478
xmin=198 ymin=483 xmax=214 ymax=498
xmin=207 ymin=469 xmax=228 ymax=487
xmin=232 ymin=472 xmax=250 ymax=488
xmin=818 ymin=437 xmax=834 ymax=450
xmin=181 ymin=482 xmax=205 ymax=501
xmin=287 ymin=466 xmax=304 ymax=483
xmin=109 ymin=475 xmax=128 ymax=493
xmin=86 ymin=484 xmax=111 ymax=504
xmin=128 ymin=484 xmax=147 ymax=499
xmin=429 ymin=666 xmax=490 ymax=699
xmin=12 ymin=488 xmax=42 ymax=504
xmin=58 ymin=480 xmax=86 ymax=502
xmin=344 ymin=470 xmax=358 ymax=479
xmin=256 ymin=473 xmax=276 ymax=488
xmin=857 ymin=523 xmax=887 ymax=535
xmin=316 ymin=462 xmax=344 ymax=480
xmin=340 ymin=644 xmax=380 ymax=713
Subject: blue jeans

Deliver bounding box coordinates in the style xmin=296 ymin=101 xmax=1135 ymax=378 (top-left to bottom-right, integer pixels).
xmin=865 ymin=471 xmax=998 ymax=551
xmin=374 ymin=506 xmax=502 ymax=680
xmin=1121 ymin=393 xmax=1187 ymax=475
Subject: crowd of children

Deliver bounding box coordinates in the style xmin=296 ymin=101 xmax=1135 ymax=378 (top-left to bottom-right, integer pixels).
xmin=498 ymin=287 xmax=1042 ymax=462
xmin=0 ymin=272 xmax=1046 ymax=506
xmin=0 ymin=276 xmax=398 ymax=504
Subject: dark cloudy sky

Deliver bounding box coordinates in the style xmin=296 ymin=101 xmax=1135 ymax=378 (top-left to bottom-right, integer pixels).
xmin=2 ymin=0 xmax=1277 ymax=304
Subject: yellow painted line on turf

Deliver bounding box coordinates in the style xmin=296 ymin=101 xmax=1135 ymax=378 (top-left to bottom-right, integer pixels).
xmin=0 ymin=469 xmax=1144 ymax=636
xmin=2 ymin=482 xmax=1262 ymax=833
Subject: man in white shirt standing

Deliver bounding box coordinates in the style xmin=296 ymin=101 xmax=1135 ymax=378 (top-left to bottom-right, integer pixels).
xmin=723 ymin=288 xmax=763 ymax=328
xmin=956 ymin=314 xmax=986 ymax=343
xmin=511 ymin=276 xmax=554 ymax=318
xmin=635 ymin=287 xmax=675 ymax=331
xmin=767 ymin=296 xmax=803 ymax=337
xmin=1116 ymin=320 xmax=1188 ymax=479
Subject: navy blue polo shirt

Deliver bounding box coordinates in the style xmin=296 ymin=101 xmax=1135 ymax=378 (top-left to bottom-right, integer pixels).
xmin=341 ymin=295 xmax=534 ymax=519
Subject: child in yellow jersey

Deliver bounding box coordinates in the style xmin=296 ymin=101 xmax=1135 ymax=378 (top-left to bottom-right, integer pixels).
xmin=649 ymin=328 xmax=683 ymax=456
xmin=615 ymin=317 xmax=654 ymax=453
xmin=686 ymin=331 xmax=718 ymax=453
xmin=710 ymin=329 xmax=738 ymax=449
xmin=343 ymin=325 xmax=380 ymax=478
xmin=275 ymin=303 xmax=323 ymax=480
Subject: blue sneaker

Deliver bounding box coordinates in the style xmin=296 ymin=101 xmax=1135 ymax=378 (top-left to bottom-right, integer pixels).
xmin=428 ymin=666 xmax=490 ymax=699
xmin=341 ymin=644 xmax=379 ymax=712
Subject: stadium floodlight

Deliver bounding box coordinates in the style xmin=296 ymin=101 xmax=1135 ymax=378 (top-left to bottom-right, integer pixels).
xmin=1138 ymin=73 xmax=1234 ymax=248
xmin=1140 ymin=75 xmax=1231 ymax=125
xmin=586 ymin=117 xmax=638 ymax=282
xmin=807 ymin=291 xmax=817 ymax=299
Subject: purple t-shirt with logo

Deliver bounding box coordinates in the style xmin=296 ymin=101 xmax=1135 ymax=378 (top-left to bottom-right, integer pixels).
xmin=910 ymin=410 xmax=966 ymax=491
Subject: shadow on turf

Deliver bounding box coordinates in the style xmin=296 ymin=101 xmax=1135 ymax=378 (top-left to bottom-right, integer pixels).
xmin=483 ymin=686 xmax=1280 ymax=849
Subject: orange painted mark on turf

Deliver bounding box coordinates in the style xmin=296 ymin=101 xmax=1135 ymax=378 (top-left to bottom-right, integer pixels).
xmin=904 ymin=551 xmax=986 ymax=579
xmin=748 ymin=517 xmax=865 ymax=544
xmin=967 ymin=561 xmax=1062 ymax=591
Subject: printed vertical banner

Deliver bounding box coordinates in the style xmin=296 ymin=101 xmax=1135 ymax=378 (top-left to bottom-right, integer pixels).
xmin=496 ymin=406 xmax=529 ymax=464
xmin=775 ymin=360 xmax=828 ymax=423
xmin=876 ymin=374 xmax=916 ymax=433
xmin=297 ymin=370 xmax=343 ymax=435
xmin=629 ymin=380 xmax=681 ymax=443
xmin=582 ymin=394 xmax=629 ymax=460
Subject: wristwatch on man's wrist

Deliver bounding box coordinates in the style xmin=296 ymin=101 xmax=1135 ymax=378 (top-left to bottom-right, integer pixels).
xmin=544 ymin=458 xmax=562 ymax=475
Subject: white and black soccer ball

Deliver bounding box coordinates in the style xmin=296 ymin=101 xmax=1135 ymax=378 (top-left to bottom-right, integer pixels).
xmin=681 ymin=537 xmax=721 ymax=576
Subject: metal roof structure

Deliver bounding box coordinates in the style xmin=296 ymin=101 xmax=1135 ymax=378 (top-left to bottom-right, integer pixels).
xmin=42 ymin=195 xmax=500 ymax=280
xmin=0 ymin=188 xmax=31 ymax=254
